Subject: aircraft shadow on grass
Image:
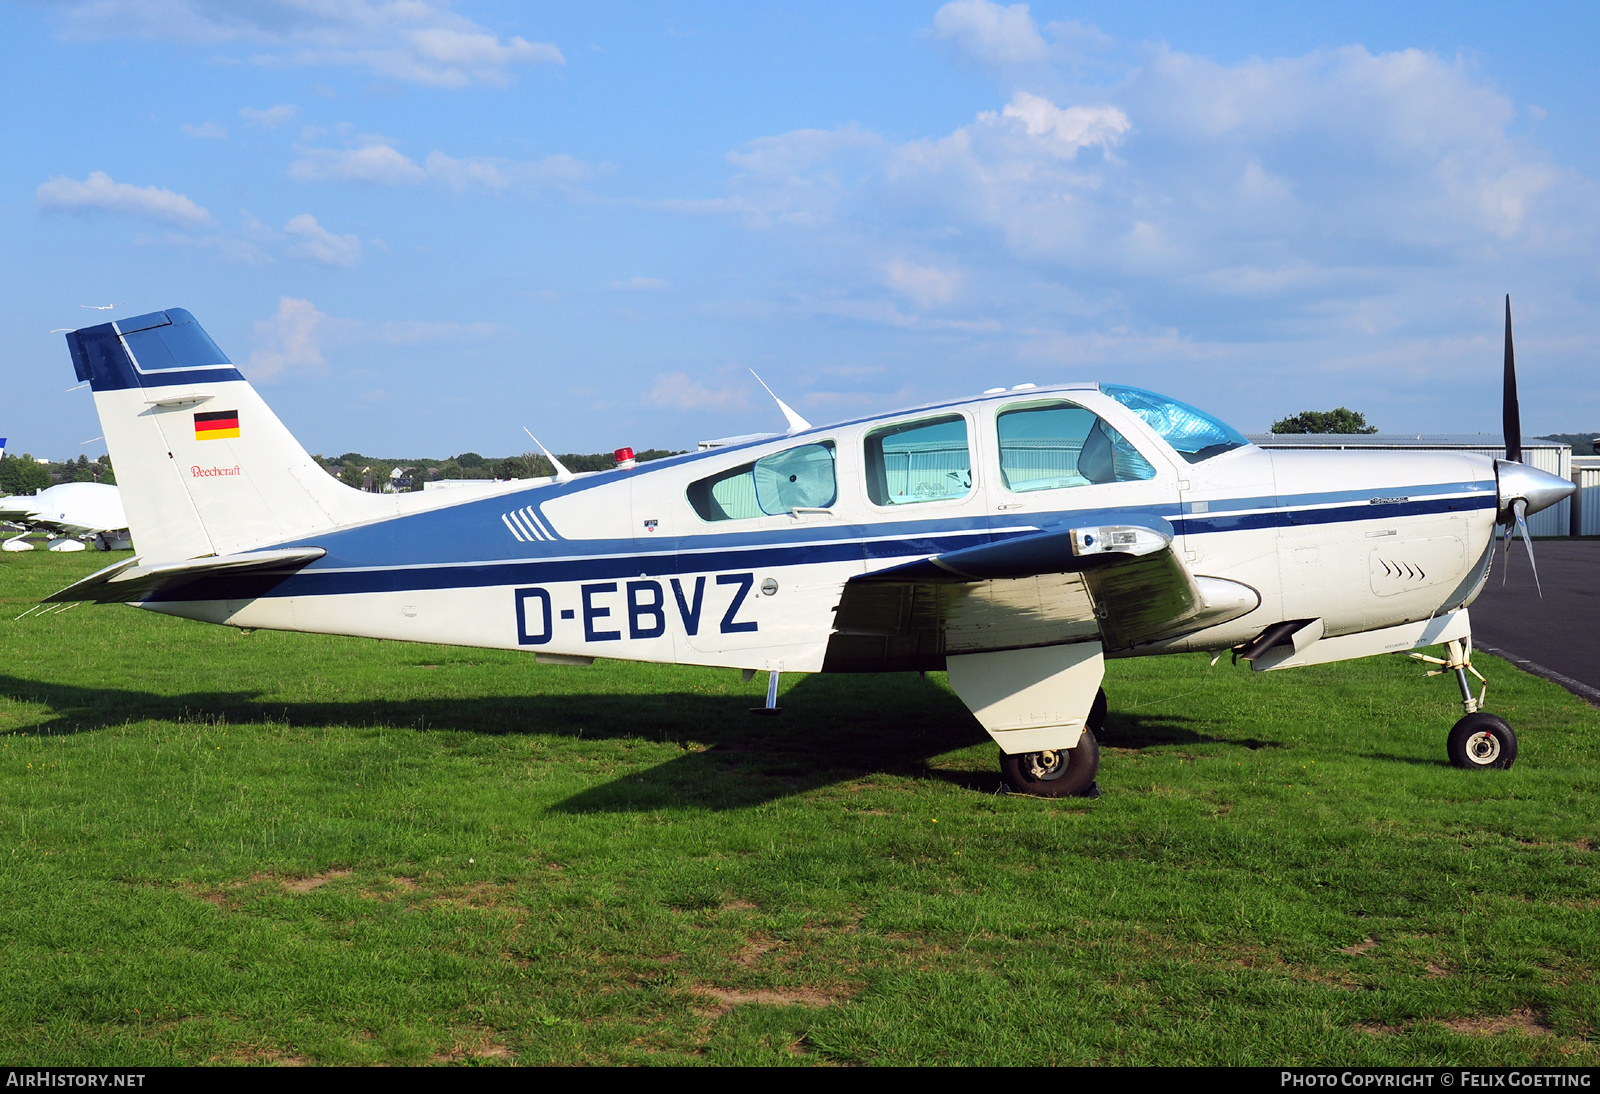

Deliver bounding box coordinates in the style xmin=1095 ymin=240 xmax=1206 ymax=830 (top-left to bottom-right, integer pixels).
xmin=0 ymin=672 xmax=1266 ymax=812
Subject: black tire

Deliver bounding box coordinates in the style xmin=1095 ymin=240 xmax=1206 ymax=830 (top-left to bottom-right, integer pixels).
xmin=1447 ymin=713 xmax=1518 ymax=770
xmin=1000 ymin=728 xmax=1100 ymax=798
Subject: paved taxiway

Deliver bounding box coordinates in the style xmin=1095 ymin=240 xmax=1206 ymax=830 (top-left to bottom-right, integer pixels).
xmin=1469 ymin=538 xmax=1600 ymax=706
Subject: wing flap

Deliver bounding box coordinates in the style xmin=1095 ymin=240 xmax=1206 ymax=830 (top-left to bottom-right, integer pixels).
xmin=830 ymin=515 xmax=1260 ymax=666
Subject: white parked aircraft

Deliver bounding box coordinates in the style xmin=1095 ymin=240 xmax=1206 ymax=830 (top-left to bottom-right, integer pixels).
xmin=46 ymin=304 xmax=1573 ymax=795
xmin=0 ymin=481 xmax=130 ymax=552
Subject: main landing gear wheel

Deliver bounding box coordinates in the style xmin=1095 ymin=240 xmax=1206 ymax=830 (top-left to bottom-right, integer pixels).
xmin=1447 ymin=713 xmax=1518 ymax=770
xmin=1000 ymin=729 xmax=1100 ymax=798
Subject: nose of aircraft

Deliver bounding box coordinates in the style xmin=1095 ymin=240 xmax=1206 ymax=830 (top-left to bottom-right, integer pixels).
xmin=1495 ymin=459 xmax=1576 ymax=519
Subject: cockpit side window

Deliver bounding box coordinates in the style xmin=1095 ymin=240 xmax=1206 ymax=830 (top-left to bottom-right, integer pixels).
xmin=1099 ymin=384 xmax=1249 ymax=464
xmin=864 ymin=415 xmax=972 ymax=506
xmin=687 ymin=441 xmax=836 ymax=521
xmin=997 ymin=401 xmax=1156 ymax=492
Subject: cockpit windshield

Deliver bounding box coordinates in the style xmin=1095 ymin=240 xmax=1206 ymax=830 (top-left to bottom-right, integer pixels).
xmin=1099 ymin=385 xmax=1250 ymax=465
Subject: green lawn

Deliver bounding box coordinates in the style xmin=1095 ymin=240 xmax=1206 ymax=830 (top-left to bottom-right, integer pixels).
xmin=2 ymin=550 xmax=1597 ymax=1066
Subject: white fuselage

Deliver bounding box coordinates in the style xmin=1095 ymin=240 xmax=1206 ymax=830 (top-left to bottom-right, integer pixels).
xmin=131 ymin=385 xmax=1499 ymax=671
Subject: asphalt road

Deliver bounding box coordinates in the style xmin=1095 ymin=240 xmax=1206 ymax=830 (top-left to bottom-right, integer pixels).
xmin=1469 ymin=538 xmax=1600 ymax=706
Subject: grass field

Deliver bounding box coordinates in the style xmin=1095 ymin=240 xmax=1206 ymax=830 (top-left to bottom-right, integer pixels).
xmin=2 ymin=550 xmax=1597 ymax=1066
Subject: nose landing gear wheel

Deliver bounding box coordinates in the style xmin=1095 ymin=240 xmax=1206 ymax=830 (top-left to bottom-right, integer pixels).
xmin=1447 ymin=713 xmax=1518 ymax=770
xmin=1000 ymin=728 xmax=1100 ymax=798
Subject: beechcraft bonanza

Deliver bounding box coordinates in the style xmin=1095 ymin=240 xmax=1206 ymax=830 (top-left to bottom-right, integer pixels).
xmin=46 ymin=302 xmax=1574 ymax=796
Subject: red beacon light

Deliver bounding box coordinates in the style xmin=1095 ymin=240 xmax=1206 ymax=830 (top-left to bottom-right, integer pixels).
xmin=614 ymin=447 xmax=637 ymax=470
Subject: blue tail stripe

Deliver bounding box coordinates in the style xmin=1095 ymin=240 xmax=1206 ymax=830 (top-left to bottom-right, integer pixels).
xmin=67 ymin=311 xmax=244 ymax=392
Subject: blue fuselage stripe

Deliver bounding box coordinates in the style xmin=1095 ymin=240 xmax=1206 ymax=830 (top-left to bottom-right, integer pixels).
xmin=143 ymin=489 xmax=1498 ymax=603
xmin=1175 ymin=493 xmax=1494 ymax=535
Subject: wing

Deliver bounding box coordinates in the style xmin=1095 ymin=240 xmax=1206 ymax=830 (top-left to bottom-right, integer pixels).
xmin=824 ymin=518 xmax=1258 ymax=672
xmin=0 ymin=499 xmax=39 ymax=525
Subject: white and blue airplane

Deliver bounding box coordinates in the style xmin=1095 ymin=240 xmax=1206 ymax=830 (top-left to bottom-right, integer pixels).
xmin=46 ymin=303 xmax=1574 ymax=796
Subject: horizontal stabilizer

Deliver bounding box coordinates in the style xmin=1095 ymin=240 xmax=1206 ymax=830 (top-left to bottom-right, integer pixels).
xmin=44 ymin=547 xmax=325 ymax=604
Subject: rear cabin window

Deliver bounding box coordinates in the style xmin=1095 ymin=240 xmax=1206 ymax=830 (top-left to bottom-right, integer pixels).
xmin=687 ymin=441 xmax=836 ymax=521
xmin=997 ymin=401 xmax=1156 ymax=492
xmin=865 ymin=415 xmax=972 ymax=506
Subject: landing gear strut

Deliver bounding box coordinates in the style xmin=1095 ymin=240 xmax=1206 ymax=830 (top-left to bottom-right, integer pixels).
xmin=1412 ymin=637 xmax=1518 ymax=770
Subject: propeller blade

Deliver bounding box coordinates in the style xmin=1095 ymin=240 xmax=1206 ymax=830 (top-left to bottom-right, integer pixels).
xmin=1503 ymin=294 xmax=1522 ymax=464
xmin=1513 ymin=498 xmax=1542 ymax=596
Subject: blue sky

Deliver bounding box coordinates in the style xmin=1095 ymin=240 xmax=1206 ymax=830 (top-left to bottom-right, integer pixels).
xmin=4 ymin=1 xmax=1597 ymax=461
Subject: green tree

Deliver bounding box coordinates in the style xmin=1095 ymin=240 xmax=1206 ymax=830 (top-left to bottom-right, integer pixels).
xmin=1270 ymin=408 xmax=1379 ymax=434
xmin=0 ymin=454 xmax=52 ymax=495
xmin=366 ymin=460 xmax=394 ymax=491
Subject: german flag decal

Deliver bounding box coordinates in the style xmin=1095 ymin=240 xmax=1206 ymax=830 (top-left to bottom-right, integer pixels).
xmin=194 ymin=410 xmax=240 ymax=440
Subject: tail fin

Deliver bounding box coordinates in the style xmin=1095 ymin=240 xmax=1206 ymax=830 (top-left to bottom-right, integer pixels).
xmin=67 ymin=308 xmax=396 ymax=560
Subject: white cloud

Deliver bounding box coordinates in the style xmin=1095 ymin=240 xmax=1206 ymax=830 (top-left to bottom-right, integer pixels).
xmin=930 ymin=1 xmax=1049 ymax=67
xmin=288 ymin=141 xmax=593 ymax=194
xmin=659 ymin=125 xmax=882 ymax=228
xmin=56 ymin=1 xmax=563 ymax=88
xmin=143 ymin=229 xmax=272 ymax=266
xmin=884 ymin=260 xmax=963 ymax=309
xmin=421 ymin=149 xmax=511 ymax=190
xmin=863 ymin=47 xmax=1590 ymax=282
xmin=688 ymin=39 xmax=1592 ymax=294
xmin=35 ymin=171 xmax=212 ymax=226
xmin=288 ymin=142 xmax=426 ymax=185
xmin=283 ymin=213 xmax=361 ymax=267
xmin=997 ymin=93 xmax=1130 ymax=157
xmin=650 ymin=32 xmax=1600 ymax=435
xmin=248 ymin=296 xmax=326 ymax=381
xmin=182 ymin=121 xmax=227 ymax=139
xmin=240 ymin=104 xmax=299 ymax=128
xmin=643 ymin=372 xmax=750 ymax=411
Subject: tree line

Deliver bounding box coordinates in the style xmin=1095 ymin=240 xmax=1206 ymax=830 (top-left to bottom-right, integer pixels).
xmin=1270 ymin=408 xmax=1595 ymax=452
xmin=0 ymin=453 xmax=115 ymax=495
xmin=310 ymin=449 xmax=685 ymax=493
